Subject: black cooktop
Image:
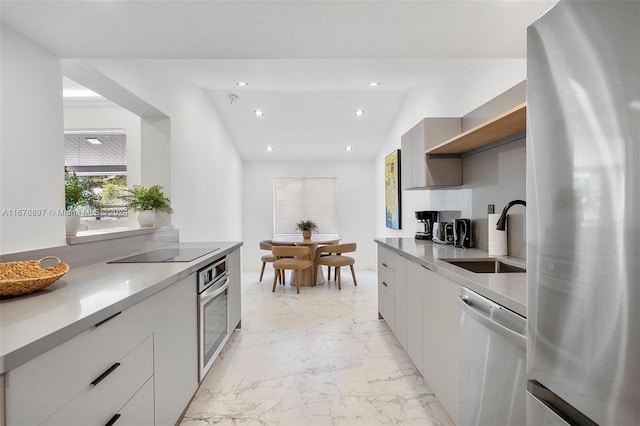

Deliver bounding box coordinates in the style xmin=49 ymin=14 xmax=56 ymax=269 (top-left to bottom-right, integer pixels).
xmin=108 ymin=248 xmax=219 ymax=263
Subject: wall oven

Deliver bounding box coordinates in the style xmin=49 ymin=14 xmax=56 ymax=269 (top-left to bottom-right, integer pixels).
xmin=197 ymin=256 xmax=229 ymax=381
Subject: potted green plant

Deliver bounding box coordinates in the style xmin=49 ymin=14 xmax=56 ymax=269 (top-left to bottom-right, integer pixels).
xmin=122 ymin=184 xmax=172 ymax=228
xmin=64 ymin=168 xmax=100 ymax=236
xmin=295 ymin=219 xmax=318 ymax=240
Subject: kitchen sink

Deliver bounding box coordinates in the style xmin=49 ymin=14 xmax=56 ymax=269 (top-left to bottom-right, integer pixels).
xmin=441 ymin=258 xmax=526 ymax=274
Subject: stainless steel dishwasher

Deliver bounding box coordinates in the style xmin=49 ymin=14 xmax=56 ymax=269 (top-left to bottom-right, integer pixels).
xmin=458 ymin=287 xmax=526 ymax=426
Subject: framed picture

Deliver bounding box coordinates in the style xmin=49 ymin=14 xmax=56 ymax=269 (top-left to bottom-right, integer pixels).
xmin=385 ymin=149 xmax=401 ymax=229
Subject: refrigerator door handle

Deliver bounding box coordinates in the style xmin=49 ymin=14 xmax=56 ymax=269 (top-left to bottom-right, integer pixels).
xmin=457 ymin=295 xmax=526 ymax=349
xmin=528 ymin=381 xmax=599 ymax=426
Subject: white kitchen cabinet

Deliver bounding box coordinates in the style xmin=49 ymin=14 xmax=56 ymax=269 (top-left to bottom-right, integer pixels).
xmin=377 ymin=244 xmax=462 ymax=424
xmin=0 ymin=374 xmax=4 ymax=426
xmin=377 ymin=246 xmax=399 ymax=337
xmin=393 ymin=255 xmax=407 ymax=349
xmin=378 ymin=246 xmax=409 ymax=345
xmin=422 ymin=267 xmax=461 ymax=425
xmin=228 ymin=248 xmax=242 ymax=330
xmin=377 ymin=282 xmax=395 ymax=331
xmin=41 ymin=335 xmax=153 ymax=425
xmin=4 ymin=273 xmax=198 ymax=426
xmin=405 ymin=261 xmax=425 ymax=375
xmin=115 ymin=376 xmax=155 ymax=426
xmin=401 ymin=118 xmax=462 ymax=189
xmin=148 ymin=273 xmax=198 ymax=425
xmin=5 ymin=303 xmax=153 ymax=425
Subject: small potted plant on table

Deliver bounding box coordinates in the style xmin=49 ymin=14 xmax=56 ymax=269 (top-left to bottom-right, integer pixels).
xmin=296 ymin=219 xmax=318 ymax=240
xmin=65 ymin=168 xmax=100 ymax=236
xmin=122 ymin=184 xmax=172 ymax=228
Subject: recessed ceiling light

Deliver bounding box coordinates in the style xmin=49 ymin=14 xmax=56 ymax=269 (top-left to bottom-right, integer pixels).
xmin=265 ymin=146 xmax=274 ymax=151
xmin=85 ymin=138 xmax=102 ymax=145
xmin=355 ymin=110 xmax=365 ymax=117
xmin=254 ymin=110 xmax=264 ymax=117
xmin=236 ymin=82 xmax=249 ymax=86
xmin=369 ymin=82 xmax=381 ymax=87
xmin=345 ymin=146 xmax=353 ymax=151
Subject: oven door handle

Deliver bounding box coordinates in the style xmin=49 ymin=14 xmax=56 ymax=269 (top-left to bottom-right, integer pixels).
xmin=200 ymin=276 xmax=229 ymax=303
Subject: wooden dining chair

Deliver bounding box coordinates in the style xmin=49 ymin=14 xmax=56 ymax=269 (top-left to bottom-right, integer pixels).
xmin=259 ymin=240 xmax=279 ymax=283
xmin=272 ymin=246 xmax=313 ymax=294
xmin=315 ymin=243 xmax=357 ymax=290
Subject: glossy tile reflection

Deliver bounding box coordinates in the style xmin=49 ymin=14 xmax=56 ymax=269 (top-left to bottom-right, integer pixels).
xmin=181 ymin=269 xmax=454 ymax=425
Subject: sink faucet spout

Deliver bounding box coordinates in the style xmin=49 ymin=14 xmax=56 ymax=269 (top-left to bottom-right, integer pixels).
xmin=496 ymin=200 xmax=526 ymax=231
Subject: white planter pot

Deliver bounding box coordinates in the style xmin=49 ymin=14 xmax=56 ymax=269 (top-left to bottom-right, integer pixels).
xmin=65 ymin=213 xmax=81 ymax=236
xmin=137 ymin=210 xmax=156 ymax=227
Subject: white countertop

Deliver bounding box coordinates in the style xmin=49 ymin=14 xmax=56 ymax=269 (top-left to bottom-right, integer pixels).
xmin=0 ymin=241 xmax=242 ymax=374
xmin=374 ymin=238 xmax=526 ymax=317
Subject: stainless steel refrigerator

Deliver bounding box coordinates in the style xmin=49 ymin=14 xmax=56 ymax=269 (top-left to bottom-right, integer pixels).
xmin=527 ymin=1 xmax=640 ymax=425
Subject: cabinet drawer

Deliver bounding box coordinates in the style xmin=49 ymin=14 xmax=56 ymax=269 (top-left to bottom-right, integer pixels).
xmin=111 ymin=376 xmax=155 ymax=426
xmin=378 ymin=246 xmax=397 ymax=271
xmin=6 ymin=305 xmax=152 ymax=426
xmin=41 ymin=335 xmax=153 ymax=426
xmin=378 ymin=263 xmax=395 ymax=291
xmin=378 ymin=282 xmax=395 ymax=330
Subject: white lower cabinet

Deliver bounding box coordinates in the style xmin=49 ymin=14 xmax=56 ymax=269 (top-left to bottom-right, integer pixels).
xmin=0 ymin=374 xmax=4 ymax=426
xmin=422 ymin=266 xmax=461 ymax=425
xmin=377 ymin=245 xmax=461 ymax=424
xmin=228 ymin=248 xmax=242 ymax=330
xmin=4 ymin=273 xmax=198 ymax=426
xmin=377 ymin=246 xmax=397 ymax=332
xmin=146 ymin=274 xmax=198 ymax=425
xmin=114 ymin=376 xmax=155 ymax=426
xmin=42 ymin=335 xmax=154 ymax=426
xmin=405 ymin=261 xmax=425 ymax=375
xmin=392 ymin=256 xmax=407 ymax=348
xmin=377 ymin=282 xmax=395 ymax=331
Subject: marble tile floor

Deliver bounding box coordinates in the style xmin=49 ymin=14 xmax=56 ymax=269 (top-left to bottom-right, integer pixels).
xmin=181 ymin=268 xmax=455 ymax=426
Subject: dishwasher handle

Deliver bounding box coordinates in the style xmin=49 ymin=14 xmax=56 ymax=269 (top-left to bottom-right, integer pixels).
xmin=458 ymin=295 xmax=526 ymax=349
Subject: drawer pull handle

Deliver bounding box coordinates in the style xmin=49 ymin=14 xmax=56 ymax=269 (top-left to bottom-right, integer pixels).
xmin=382 ymin=263 xmax=388 ymax=267
xmin=382 ymin=281 xmax=388 ymax=287
xmin=421 ymin=265 xmax=432 ymax=271
xmin=94 ymin=311 xmax=122 ymax=328
xmin=105 ymin=414 xmax=121 ymax=426
xmin=91 ymin=362 xmax=121 ymax=386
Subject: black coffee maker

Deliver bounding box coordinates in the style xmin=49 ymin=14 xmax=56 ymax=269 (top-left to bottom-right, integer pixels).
xmin=415 ymin=211 xmax=439 ymax=240
xmin=454 ymin=218 xmax=473 ymax=248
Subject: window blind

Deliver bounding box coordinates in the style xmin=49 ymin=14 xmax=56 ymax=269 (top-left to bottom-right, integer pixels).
xmin=273 ymin=177 xmax=338 ymax=235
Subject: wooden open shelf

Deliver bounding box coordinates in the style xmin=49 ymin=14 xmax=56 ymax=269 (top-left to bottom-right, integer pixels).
xmin=426 ymin=102 xmax=526 ymax=155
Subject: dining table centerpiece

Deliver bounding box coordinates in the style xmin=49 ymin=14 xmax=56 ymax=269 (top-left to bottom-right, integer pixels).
xmin=295 ymin=219 xmax=318 ymax=240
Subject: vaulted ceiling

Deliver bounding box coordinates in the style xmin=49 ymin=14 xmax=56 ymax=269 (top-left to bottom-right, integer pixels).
xmin=1 ymin=1 xmax=557 ymax=160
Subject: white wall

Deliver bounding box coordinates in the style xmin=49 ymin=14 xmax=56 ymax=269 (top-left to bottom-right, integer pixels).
xmin=375 ymin=59 xmax=527 ymax=240
xmin=77 ymin=60 xmax=243 ymax=242
xmin=0 ymin=25 xmax=65 ymax=254
xmin=243 ymin=160 xmax=376 ymax=271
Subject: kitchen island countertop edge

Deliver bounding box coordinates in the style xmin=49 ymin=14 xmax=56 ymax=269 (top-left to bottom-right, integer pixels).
xmin=0 ymin=241 xmax=242 ymax=374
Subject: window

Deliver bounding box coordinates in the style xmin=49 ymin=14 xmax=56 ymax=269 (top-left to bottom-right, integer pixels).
xmin=64 ymin=129 xmax=128 ymax=220
xmin=273 ymin=177 xmax=338 ymax=235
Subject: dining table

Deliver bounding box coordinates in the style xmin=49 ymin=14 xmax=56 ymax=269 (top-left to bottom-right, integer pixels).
xmin=270 ymin=234 xmax=340 ymax=286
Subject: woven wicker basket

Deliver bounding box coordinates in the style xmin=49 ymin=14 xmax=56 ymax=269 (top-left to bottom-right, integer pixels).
xmin=0 ymin=256 xmax=69 ymax=297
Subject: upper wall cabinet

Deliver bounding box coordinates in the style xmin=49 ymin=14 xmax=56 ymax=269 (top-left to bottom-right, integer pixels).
xmin=426 ymin=103 xmax=527 ymax=155
xmin=401 ymin=118 xmax=462 ymax=189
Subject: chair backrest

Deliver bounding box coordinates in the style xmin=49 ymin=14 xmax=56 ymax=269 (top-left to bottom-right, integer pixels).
xmin=259 ymin=240 xmax=273 ymax=251
xmin=272 ymin=245 xmax=311 ymax=260
xmin=317 ymin=243 xmax=356 ymax=258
